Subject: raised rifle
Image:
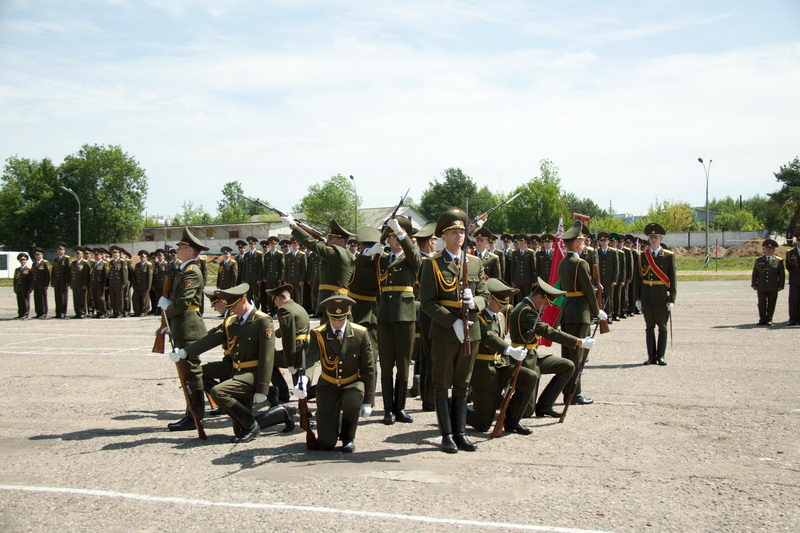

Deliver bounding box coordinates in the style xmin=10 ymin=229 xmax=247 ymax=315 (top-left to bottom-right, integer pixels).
xmin=236 ymin=192 xmax=327 ymax=243
xmin=468 ymin=191 xmax=521 ymax=232
xmin=491 ymin=308 xmax=541 ymax=438
xmin=559 ymin=319 xmax=601 ymax=424
xmin=592 ymin=263 xmax=610 ymax=334
xmin=297 ymin=347 xmax=319 ymax=450
xmin=379 ymin=187 xmax=411 ymax=242
xmin=152 ymin=273 xmax=207 ymax=439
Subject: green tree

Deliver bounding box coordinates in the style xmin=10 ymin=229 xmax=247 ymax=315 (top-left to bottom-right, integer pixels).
xmin=173 ymin=201 xmax=213 ymax=225
xmin=294 ymin=174 xmax=361 ymax=231
xmin=419 ymin=168 xmax=477 ymax=221
xmin=640 ymin=200 xmax=697 ymax=232
xmin=0 ymin=157 xmax=63 ymax=248
xmin=712 ymin=210 xmax=761 ymax=231
xmin=744 ymin=195 xmax=789 ymax=233
xmin=215 ymin=180 xmax=252 ymax=223
xmin=770 ymin=157 xmax=800 ymax=238
xmin=594 ymin=215 xmax=630 ymax=233
xmin=504 ymin=159 xmax=564 ymax=233
xmin=562 ymin=192 xmax=609 ymax=221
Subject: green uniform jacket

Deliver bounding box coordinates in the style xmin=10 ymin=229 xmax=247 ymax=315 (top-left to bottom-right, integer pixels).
xmin=511 ymin=249 xmax=537 ymax=291
xmin=378 ymin=235 xmax=421 ymax=323
xmin=752 ymin=256 xmax=785 ymax=291
xmin=597 ymin=248 xmax=618 ymax=293
xmin=419 ymin=250 xmax=489 ymax=343
xmin=535 ymin=250 xmax=554 ymax=282
xmin=185 ymin=310 xmax=274 ymax=396
xmin=30 ymin=259 xmax=51 ymax=289
xmin=51 ymin=255 xmax=71 ymax=287
xmin=90 ymin=260 xmax=108 ymax=288
xmin=635 ymin=248 xmax=677 ymax=304
xmin=152 ymin=260 xmax=168 ymax=293
xmin=134 ymin=261 xmax=153 ymax=293
xmin=623 ymin=248 xmax=634 ymax=283
xmin=69 ymin=259 xmax=90 ymax=290
xmin=108 ymin=258 xmax=128 ymax=288
xmin=235 ymin=253 xmax=245 ymax=284
xmin=310 ymin=321 xmax=376 ymax=404
xmin=508 ymin=297 xmax=579 ymax=356
xmin=558 ymin=252 xmax=599 ymax=324
xmin=349 ymin=254 xmax=380 ymax=325
xmin=276 ymin=299 xmax=311 ymax=369
xmin=241 ymin=250 xmax=263 ymax=287
xmin=787 ymin=247 xmax=800 ymax=286
xmin=14 ymin=266 xmax=31 ymax=294
xmin=479 ymin=251 xmax=502 ymax=279
xmin=167 ymin=259 xmax=182 ymax=286
xmin=216 ymin=258 xmax=238 ymax=289
xmin=477 ymin=309 xmax=511 ymax=365
xmin=166 ymin=260 xmax=207 ymax=347
xmin=263 ymin=249 xmax=284 ymax=283
xmin=292 ymin=226 xmax=355 ymax=301
xmin=284 ymin=250 xmax=306 ymax=284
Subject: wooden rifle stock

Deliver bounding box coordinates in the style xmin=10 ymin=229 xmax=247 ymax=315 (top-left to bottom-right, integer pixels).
xmin=559 ymin=320 xmax=601 ymax=424
xmin=592 ymin=263 xmax=610 ymax=334
xmin=491 ymin=320 xmax=540 ymax=438
xmin=460 ymin=242 xmax=470 ymax=355
xmin=151 ymin=273 xmax=171 ymax=353
xmin=237 ymin=192 xmax=327 ymax=243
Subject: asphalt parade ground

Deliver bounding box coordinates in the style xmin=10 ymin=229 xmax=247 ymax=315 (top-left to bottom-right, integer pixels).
xmin=0 ymin=281 xmax=797 ymax=532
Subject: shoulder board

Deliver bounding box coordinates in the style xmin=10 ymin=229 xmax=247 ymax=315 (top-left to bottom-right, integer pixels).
xmin=350 ymin=323 xmax=367 ymax=332
xmin=478 ymin=315 xmax=488 ymax=326
xmin=775 ymin=256 xmax=783 ymax=261
xmin=661 ymin=249 xmax=674 ymax=255
xmin=584 ymin=246 xmax=594 ymax=251
xmin=277 ymin=250 xmax=284 ymax=255
xmin=254 ymin=310 xmax=269 ymax=319
xmin=466 ymin=253 xmax=479 ymax=261
xmin=430 ymin=251 xmax=443 ymax=259
xmin=486 ymin=252 xmax=498 ymax=259
xmin=312 ymin=323 xmax=328 ymax=333
xmin=623 ymin=247 xmax=631 ymax=251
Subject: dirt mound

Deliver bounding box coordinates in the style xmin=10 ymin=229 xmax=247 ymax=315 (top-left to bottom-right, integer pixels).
xmin=725 ymin=238 xmax=791 ymax=257
xmin=673 ymin=245 xmax=727 ymax=257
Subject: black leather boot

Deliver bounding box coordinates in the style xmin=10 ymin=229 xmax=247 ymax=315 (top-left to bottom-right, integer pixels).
xmin=339 ymin=418 xmax=357 ymax=453
xmin=226 ymin=400 xmax=259 ymax=443
xmin=451 ymin=396 xmax=477 ymax=452
xmin=266 ymin=385 xmax=279 ymax=407
xmin=255 ymin=404 xmax=296 ymax=433
xmin=435 ymin=398 xmax=457 ymax=454
xmin=656 ymin=331 xmax=668 ymax=366
xmin=381 ymin=375 xmax=395 ymax=425
xmin=644 ymin=329 xmax=657 ymax=365
xmin=394 ymin=377 xmax=413 ymax=423
xmin=167 ymin=389 xmax=205 ymax=431
xmin=421 ymin=372 xmax=436 ymax=411
xmin=409 ymin=373 xmax=420 ymax=398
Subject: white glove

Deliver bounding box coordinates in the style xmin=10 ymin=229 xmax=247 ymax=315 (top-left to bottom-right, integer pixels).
xmin=359 ymin=404 xmax=372 ymax=418
xmin=504 ymin=345 xmax=527 ymax=362
xmin=462 ymin=288 xmax=476 ymax=309
xmin=292 ymin=375 xmax=309 ymax=399
xmin=158 ymin=296 xmax=172 ymax=310
xmin=281 ymin=214 xmax=295 ymax=227
xmin=451 ymin=319 xmax=473 ymax=343
xmin=636 ymin=300 xmax=642 ymax=312
xmin=168 ymin=347 xmax=187 ymax=363
xmin=475 ymin=218 xmax=485 ymax=228
xmin=363 ymin=242 xmax=383 ymax=257
xmin=287 ymin=366 xmax=297 ymax=375
xmin=581 ymin=337 xmax=596 ymax=351
xmin=253 ymin=393 xmax=267 ymax=404
xmin=667 ymin=302 xmax=674 ymax=311
xmin=387 ymin=218 xmax=405 ymax=239
xmin=597 ymin=310 xmax=608 ymax=321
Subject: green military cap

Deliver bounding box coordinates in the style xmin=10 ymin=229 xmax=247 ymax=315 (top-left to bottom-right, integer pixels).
xmin=581 ymin=225 xmax=592 ymax=238
xmin=327 ymin=219 xmax=354 ymax=239
xmin=259 ymin=239 xmax=269 ymax=246
xmin=319 ymin=294 xmax=356 ymax=318
xmin=177 ymin=227 xmax=209 ymax=251
xmin=540 ymin=233 xmax=554 ymax=242
xmin=55 ymin=241 xmax=67 ymax=248
xmin=435 ymin=208 xmax=468 ymax=237
xmin=535 ymin=276 xmax=567 ymax=297
xmin=92 ymin=247 xmax=103 ymax=254
xmin=279 ymin=239 xmax=290 ymax=246
xmin=215 ymin=283 xmax=250 ymax=308
xmin=154 ymin=248 xmax=165 ymax=255
xmin=17 ymin=252 xmax=29 ymax=261
xmin=609 ymin=232 xmax=621 ymax=241
xmin=347 ymin=238 xmax=358 ymax=245
xmin=385 ymin=215 xmax=413 ymax=237
xmin=268 ymin=236 xmax=280 ymax=243
xmin=560 ymin=222 xmax=584 ymax=241
xmin=529 ymin=234 xmax=540 ymax=243
xmin=245 ymin=236 xmax=258 ymax=243
xmin=513 ymin=233 xmax=527 ymax=243
xmin=109 ymin=245 xmax=122 ymax=253
xmin=235 ymin=239 xmax=247 ymax=247
xmin=763 ymin=239 xmax=779 ymax=248
xmin=122 ymin=250 xmax=133 ymax=259
xmin=203 ymin=287 xmax=220 ymax=303
xmin=501 ymin=233 xmax=513 ymax=240
xmin=597 ymin=232 xmax=611 ymax=240
xmin=643 ymin=223 xmax=666 ymax=236
xmin=473 ymin=226 xmax=494 ymax=240
xmin=487 ymin=278 xmax=518 ymax=304
xmin=356 ymin=226 xmax=382 ymax=244
xmin=415 ymin=221 xmax=436 ymax=240
xmin=220 ymin=246 xmax=233 ymax=253
xmin=137 ymin=249 xmax=148 ymax=256
xmin=266 ymin=282 xmax=293 ymax=298
xmin=32 ymin=247 xmax=44 ymax=254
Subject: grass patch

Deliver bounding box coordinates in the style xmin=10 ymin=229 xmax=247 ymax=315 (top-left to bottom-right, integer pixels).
xmin=0 ymin=279 xmax=12 ymax=287
xmin=677 ymin=274 xmax=750 ymax=282
xmin=677 ymin=256 xmax=756 ymax=271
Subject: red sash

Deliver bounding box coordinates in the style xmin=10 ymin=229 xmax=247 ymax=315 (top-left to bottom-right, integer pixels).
xmin=644 ymin=248 xmax=671 ymax=288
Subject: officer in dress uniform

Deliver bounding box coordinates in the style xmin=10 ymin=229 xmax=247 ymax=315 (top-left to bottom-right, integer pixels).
xmin=268 ymin=283 xmax=313 ymax=402
xmin=536 ymin=234 xmax=555 ymax=282
xmin=234 ymin=239 xmax=247 ymax=284
xmin=14 ymin=253 xmax=32 ymax=318
xmin=159 ymin=228 xmax=209 ymax=432
xmin=349 ymin=226 xmax=382 ymax=389
xmin=751 ymin=239 xmax=784 ymax=326
xmin=474 ymin=227 xmax=502 ymax=279
xmin=150 ymin=249 xmax=168 ymax=315
xmin=787 ymin=233 xmax=800 ymax=326
xmin=625 ymin=235 xmax=640 ymax=315
xmin=261 ymin=236 xmax=284 ymax=317
xmin=510 ymin=234 xmax=537 ymax=305
xmin=30 ymin=248 xmax=51 ymax=319
xmin=419 ymin=208 xmax=489 ymax=453
xmin=132 ymin=250 xmax=154 ymax=316
xmin=51 ymin=242 xmax=71 ymax=318
xmin=69 ymin=247 xmax=90 ymax=318
xmin=216 ymin=246 xmax=238 ymax=290
xmin=283 ymin=237 xmax=307 ymax=310
xmin=414 ymin=221 xmax=438 ymax=412
xmin=90 ymin=248 xmax=109 ymax=318
xmin=596 ymin=232 xmax=618 ymax=322
xmin=241 ymin=236 xmax=264 ymax=309
xmin=635 ymin=223 xmax=676 ymax=365
xmin=106 ymin=246 xmax=128 ymax=318
xmin=501 ymin=233 xmax=514 ymax=285
xmin=310 ymin=295 xmax=376 ymax=453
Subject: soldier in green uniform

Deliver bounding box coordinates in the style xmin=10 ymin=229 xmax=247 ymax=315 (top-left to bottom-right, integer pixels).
xmin=132 ymin=250 xmax=153 ymax=316
xmin=241 ymin=236 xmax=264 ymax=309
xmin=14 ymin=253 xmax=32 ymax=319
xmin=122 ymin=249 xmax=135 ymax=316
xmin=283 ymin=238 xmax=307 ymax=309
xmin=197 ymin=254 xmax=209 ymax=315
xmin=234 ymin=239 xmax=247 ymax=284
xmin=414 ymin=221 xmax=438 ymax=411
xmin=268 ymin=282 xmax=313 ymax=408
xmin=106 ymin=246 xmax=128 ymax=318
xmin=419 ymin=208 xmax=489 ymax=453
xmin=69 ymin=247 xmax=90 ymax=318
xmin=51 ymin=242 xmax=71 ymax=318
xmin=150 ymin=249 xmax=168 ymax=315
xmin=310 ymin=295 xmax=376 ymax=452
xmin=216 ymin=246 xmax=238 ymax=291
xmin=558 ymin=222 xmax=604 ymax=404
xmin=90 ymin=248 xmax=109 ymax=318
xmin=261 ymin=236 xmax=284 ymax=317
xmin=30 ymin=248 xmax=51 ymax=319
xmin=199 ymin=287 xmax=235 ymax=416
xmin=501 ymin=234 xmax=514 ymax=285
xmin=621 ymin=236 xmax=634 ymax=317
xmin=488 ymin=232 xmax=505 ymax=280
xmin=349 ymin=226 xmax=383 ymax=391
xmin=536 ymin=234 xmax=555 ymax=282
xmin=787 ymin=233 xmax=800 ymax=326
xmin=596 ymin=232 xmax=618 ymax=322
xmin=467 ymin=279 xmax=532 ymax=434
xmin=635 ymin=223 xmax=676 ymax=365
xmin=751 ymin=239 xmax=784 ymax=327
xmin=167 ymin=248 xmax=182 ymax=288
xmin=376 ymin=215 xmax=421 ymax=425
xmin=474 ymin=227 xmax=502 ymax=279
xmin=174 ymin=283 xmax=275 ymax=442
xmin=159 ymin=228 xmax=210 ymax=432
xmin=510 ymin=234 xmax=537 ymax=305
xmin=283 ymin=215 xmax=355 ymax=314
xmin=625 ymin=235 xmax=640 ymax=316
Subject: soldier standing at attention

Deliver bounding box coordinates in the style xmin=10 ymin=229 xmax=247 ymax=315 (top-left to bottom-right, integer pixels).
xmin=123 ymin=250 xmax=135 ymax=317
xmin=596 ymin=232 xmax=618 ymax=322
xmin=511 ymin=234 xmax=537 ymax=305
xmin=173 ymin=283 xmax=274 ymax=442
xmin=786 ymin=233 xmax=800 ymax=326
xmin=90 ymin=248 xmax=109 ymax=318
xmin=751 ymin=239 xmax=784 ymax=327
xmin=536 ymin=234 xmax=555 ymax=282
xmin=283 ymin=238 xmax=307 ymax=308
xmin=310 ymin=295 xmax=375 ymax=452
xmin=150 ymin=249 xmax=168 ymax=315
xmin=419 ymin=208 xmax=489 ymax=454
xmin=167 ymin=248 xmax=182 ymax=287
xmin=132 ymin=250 xmax=154 ymax=316
xmin=488 ymin=233 xmax=505 ymax=280
xmin=474 ymin=228 xmax=502 ymax=279
xmin=242 ymin=236 xmax=263 ymax=310
xmin=69 ymin=247 xmax=90 ymax=318
xmin=349 ymin=227 xmax=383 ymax=381
xmin=282 ymin=215 xmax=355 ymax=314
xmin=159 ymin=228 xmax=209 ymax=432
xmin=51 ymin=242 xmax=71 ymax=318
xmin=558 ymin=222 xmax=604 ymax=405
xmin=625 ymin=235 xmax=640 ymax=316
xmin=30 ymin=247 xmax=51 ymax=319
xmin=14 ymin=253 xmax=32 ymax=319
xmin=107 ymin=246 xmax=128 ymax=318
xmin=635 ymin=223 xmax=676 ymax=365
xmin=234 ymin=239 xmax=247 ymax=284
xmin=261 ymin=236 xmax=284 ymax=317
xmin=376 ymin=216 xmax=421 ymax=425
xmin=216 ymin=246 xmax=238 ymax=290
xmin=414 ymin=221 xmax=438 ymax=412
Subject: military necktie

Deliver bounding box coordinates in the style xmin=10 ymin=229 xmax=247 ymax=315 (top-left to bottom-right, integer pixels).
xmin=335 ymin=330 xmax=343 ymax=342
xmin=453 ymin=256 xmax=460 ymax=268
xmin=389 ymin=253 xmax=396 ymax=263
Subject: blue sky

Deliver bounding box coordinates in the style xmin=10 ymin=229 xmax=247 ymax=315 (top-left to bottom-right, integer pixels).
xmin=1 ymin=0 xmax=798 ymax=221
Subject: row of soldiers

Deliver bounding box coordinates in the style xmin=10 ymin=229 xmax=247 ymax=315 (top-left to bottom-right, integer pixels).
xmin=751 ymin=235 xmax=800 ymax=326
xmin=156 ymin=207 xmax=677 ymax=454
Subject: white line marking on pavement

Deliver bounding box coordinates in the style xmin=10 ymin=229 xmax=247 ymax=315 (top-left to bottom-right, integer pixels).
xmin=0 ymin=484 xmax=613 ymax=533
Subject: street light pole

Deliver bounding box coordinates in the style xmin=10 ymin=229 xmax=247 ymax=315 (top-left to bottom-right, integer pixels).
xmin=349 ymin=175 xmax=358 ymax=233
xmin=59 ymin=186 xmax=81 ymax=246
xmin=697 ymin=158 xmax=712 ymax=268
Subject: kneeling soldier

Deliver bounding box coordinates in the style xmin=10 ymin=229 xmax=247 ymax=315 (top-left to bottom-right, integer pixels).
xmin=310 ymin=295 xmax=376 ymax=453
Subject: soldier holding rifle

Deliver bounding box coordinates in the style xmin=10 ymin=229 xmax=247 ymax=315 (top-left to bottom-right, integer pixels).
xmin=635 ymin=223 xmax=676 ymax=365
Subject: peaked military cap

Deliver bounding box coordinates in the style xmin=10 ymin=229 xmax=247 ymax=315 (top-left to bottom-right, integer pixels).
xmin=245 ymin=235 xmax=258 ymax=243
xmin=267 ymin=236 xmax=280 ymax=243
xmin=487 ymin=278 xmax=518 ymax=304
xmin=385 ymin=215 xmax=413 ymax=237
xmin=501 ymin=233 xmax=513 ymax=240
xmin=266 ymin=282 xmax=293 ymax=298
xmin=137 ymin=249 xmax=148 ymax=256
xmin=513 ymin=234 xmax=528 ymax=243
xmin=609 ymin=233 xmax=620 ymax=241
xmin=320 ymin=294 xmax=356 ymax=318
xmin=356 ymin=226 xmax=382 ymax=244
xmin=17 ymin=252 xmax=29 ymax=261
xmin=327 ymin=219 xmax=354 ymax=239
xmin=435 ymin=208 xmax=468 ymax=237
xmin=259 ymin=239 xmax=269 ymax=246
xmin=347 ymin=238 xmax=358 ymax=245
xmin=762 ymin=239 xmax=779 ymax=248
xmin=535 ymin=276 xmax=567 ymax=298
xmin=279 ymin=239 xmax=290 ymax=246
xmin=643 ymin=223 xmax=666 ymax=236
xmin=474 ymin=227 xmax=494 ymax=240
xmin=109 ymin=245 xmax=122 ymax=253
xmin=203 ymin=287 xmax=220 ymax=303
xmin=540 ymin=233 xmax=554 ymax=242
xmin=597 ymin=232 xmax=612 ymax=240
xmin=168 ymin=248 xmax=177 ymax=255
xmin=93 ymin=247 xmax=104 ymax=254
xmin=215 ymin=283 xmax=250 ymax=307
xmin=581 ymin=225 xmax=592 ymax=238
xmin=55 ymin=241 xmax=67 ymax=248
xmin=235 ymin=239 xmax=247 ymax=247
xmin=177 ymin=227 xmax=209 ymax=251
xmin=415 ymin=221 xmax=437 ymax=240
xmin=529 ymin=234 xmax=541 ymax=243
xmin=560 ymin=222 xmax=584 ymax=241
xmin=220 ymin=246 xmax=233 ymax=254
xmin=155 ymin=248 xmax=165 ymax=255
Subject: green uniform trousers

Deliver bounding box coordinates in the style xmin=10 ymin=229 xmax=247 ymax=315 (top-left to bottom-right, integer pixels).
xmin=316 ymin=381 xmax=364 ymax=451
xmin=210 ymin=371 xmax=255 ymax=409
xmin=202 ymin=358 xmax=233 ymax=390
xmin=377 ymin=321 xmax=415 ymax=381
xmin=560 ymin=322 xmax=589 ymax=398
xmin=431 ymin=339 xmax=479 ymax=400
xmin=535 ymin=353 xmax=576 ymax=410
xmin=468 ymin=360 xmax=537 ymax=432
